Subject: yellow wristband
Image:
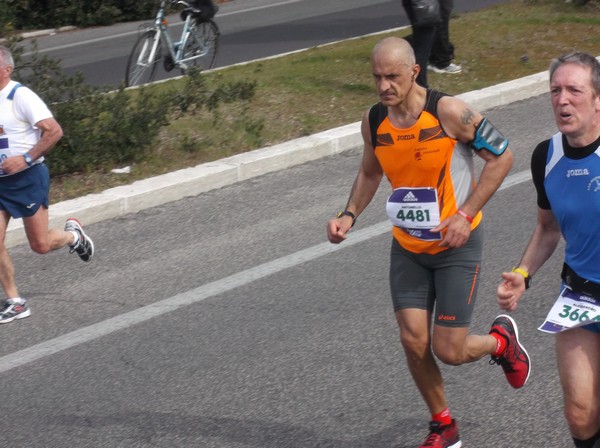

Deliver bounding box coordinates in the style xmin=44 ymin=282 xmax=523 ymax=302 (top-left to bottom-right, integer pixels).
xmin=512 ymin=267 xmax=529 ymax=278
xmin=512 ymin=267 xmax=532 ymax=289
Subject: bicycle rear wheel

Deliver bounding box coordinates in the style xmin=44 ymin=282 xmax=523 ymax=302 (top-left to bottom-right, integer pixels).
xmin=125 ymin=29 xmax=163 ymax=87
xmin=181 ymin=19 xmax=220 ymax=72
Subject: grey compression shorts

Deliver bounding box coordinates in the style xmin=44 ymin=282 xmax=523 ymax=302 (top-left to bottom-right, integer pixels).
xmin=389 ymin=225 xmax=483 ymax=327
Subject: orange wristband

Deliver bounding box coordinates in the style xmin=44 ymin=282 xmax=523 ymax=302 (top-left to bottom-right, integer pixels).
xmin=457 ymin=209 xmax=474 ymax=223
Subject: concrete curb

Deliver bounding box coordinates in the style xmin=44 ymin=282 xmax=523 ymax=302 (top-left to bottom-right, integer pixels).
xmin=4 ymin=69 xmax=551 ymax=248
xmin=0 ymin=26 xmax=78 ymax=44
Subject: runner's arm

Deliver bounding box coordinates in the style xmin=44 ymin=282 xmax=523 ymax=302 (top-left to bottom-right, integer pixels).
xmin=327 ymin=111 xmax=383 ymax=244
xmin=432 ymin=97 xmax=513 ymax=247
xmin=497 ymin=208 xmax=561 ymax=311
xmin=1 ymin=117 xmax=63 ymax=174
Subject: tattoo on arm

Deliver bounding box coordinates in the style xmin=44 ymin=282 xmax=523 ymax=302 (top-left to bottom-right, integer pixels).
xmin=460 ymin=108 xmax=476 ymax=126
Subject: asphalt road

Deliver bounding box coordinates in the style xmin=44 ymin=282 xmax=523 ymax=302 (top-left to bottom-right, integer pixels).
xmin=5 ymin=1 xmax=571 ymax=446
xmin=0 ymin=90 xmax=570 ymax=447
xmin=22 ymin=0 xmax=508 ymax=87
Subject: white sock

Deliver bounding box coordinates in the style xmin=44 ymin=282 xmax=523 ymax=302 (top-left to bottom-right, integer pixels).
xmin=69 ymin=230 xmax=80 ymax=247
xmin=8 ymin=297 xmax=25 ymax=305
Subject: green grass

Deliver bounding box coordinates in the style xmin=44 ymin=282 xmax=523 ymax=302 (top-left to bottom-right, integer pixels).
xmin=49 ymin=0 xmax=600 ymax=202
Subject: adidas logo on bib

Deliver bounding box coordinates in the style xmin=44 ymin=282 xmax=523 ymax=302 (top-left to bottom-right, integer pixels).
xmin=403 ymin=191 xmax=418 ymax=202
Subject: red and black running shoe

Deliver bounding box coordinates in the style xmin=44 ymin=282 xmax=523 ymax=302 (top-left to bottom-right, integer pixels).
xmin=489 ymin=314 xmax=531 ymax=389
xmin=419 ymin=419 xmax=462 ymax=448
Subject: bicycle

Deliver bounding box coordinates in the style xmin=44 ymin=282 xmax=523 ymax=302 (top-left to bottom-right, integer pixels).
xmin=125 ymin=0 xmax=220 ymax=87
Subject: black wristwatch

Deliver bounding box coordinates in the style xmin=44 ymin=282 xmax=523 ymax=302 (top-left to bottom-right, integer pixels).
xmin=23 ymin=153 xmax=33 ymax=167
xmin=337 ymin=210 xmax=356 ymax=227
xmin=512 ymin=267 xmax=532 ymax=290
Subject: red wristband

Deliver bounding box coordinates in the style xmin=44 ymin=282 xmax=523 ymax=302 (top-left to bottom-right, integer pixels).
xmin=457 ymin=209 xmax=474 ymax=223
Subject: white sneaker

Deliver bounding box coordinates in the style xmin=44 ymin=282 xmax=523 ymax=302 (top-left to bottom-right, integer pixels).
xmin=65 ymin=218 xmax=95 ymax=262
xmin=428 ymin=63 xmax=462 ymax=74
xmin=0 ymin=299 xmax=31 ymax=324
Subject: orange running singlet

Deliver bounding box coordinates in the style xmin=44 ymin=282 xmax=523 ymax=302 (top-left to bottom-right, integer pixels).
xmin=369 ymin=90 xmax=482 ymax=255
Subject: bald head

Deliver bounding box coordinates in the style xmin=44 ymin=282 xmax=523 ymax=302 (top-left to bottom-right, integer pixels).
xmin=370 ymin=36 xmax=421 ymax=107
xmin=371 ymin=37 xmax=416 ymax=67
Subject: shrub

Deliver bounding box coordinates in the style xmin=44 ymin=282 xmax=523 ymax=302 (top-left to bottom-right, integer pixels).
xmin=5 ymin=38 xmax=259 ymax=176
xmin=0 ymin=1 xmax=16 ymax=36
xmin=0 ymin=0 xmax=156 ymax=34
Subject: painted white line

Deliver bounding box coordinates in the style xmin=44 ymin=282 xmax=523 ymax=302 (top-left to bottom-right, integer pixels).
xmin=29 ymin=0 xmax=305 ymax=55
xmin=31 ymin=29 xmax=153 ymax=55
xmin=223 ymin=0 xmax=304 ymax=13
xmin=0 ymin=170 xmax=531 ymax=373
xmin=501 ymin=169 xmax=531 ymax=189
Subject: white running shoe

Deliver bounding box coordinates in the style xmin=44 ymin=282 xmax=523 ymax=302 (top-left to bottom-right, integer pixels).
xmin=428 ymin=63 xmax=462 ymax=74
xmin=0 ymin=299 xmax=31 ymax=324
xmin=66 ymin=218 xmax=95 ymax=262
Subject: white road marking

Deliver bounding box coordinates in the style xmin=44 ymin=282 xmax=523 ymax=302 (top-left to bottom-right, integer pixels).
xmin=0 ymin=170 xmax=531 ymax=373
xmin=28 ymin=0 xmax=305 ymax=55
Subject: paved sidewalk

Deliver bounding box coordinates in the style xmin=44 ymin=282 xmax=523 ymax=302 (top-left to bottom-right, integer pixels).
xmin=4 ymin=69 xmax=550 ymax=247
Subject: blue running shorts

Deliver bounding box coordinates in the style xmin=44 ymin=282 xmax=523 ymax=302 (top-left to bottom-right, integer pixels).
xmin=583 ymin=323 xmax=600 ymax=333
xmin=582 ymin=318 xmax=600 ymax=333
xmin=0 ymin=163 xmax=50 ymax=218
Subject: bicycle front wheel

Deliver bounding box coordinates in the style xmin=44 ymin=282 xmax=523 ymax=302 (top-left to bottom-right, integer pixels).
xmin=125 ymin=29 xmax=163 ymax=87
xmin=181 ymin=20 xmax=220 ymax=72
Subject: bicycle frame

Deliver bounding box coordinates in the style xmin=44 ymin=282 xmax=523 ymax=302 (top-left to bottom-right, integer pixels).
xmin=139 ymin=0 xmax=203 ymax=71
xmin=126 ymin=0 xmax=219 ymax=86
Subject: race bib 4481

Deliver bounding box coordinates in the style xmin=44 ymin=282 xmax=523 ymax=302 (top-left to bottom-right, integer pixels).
xmin=386 ymin=187 xmax=440 ymax=229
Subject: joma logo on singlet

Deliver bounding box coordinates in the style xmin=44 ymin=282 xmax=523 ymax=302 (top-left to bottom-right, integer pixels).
xmin=396 ymin=134 xmax=415 ymax=141
xmin=566 ymin=168 xmax=589 ymax=178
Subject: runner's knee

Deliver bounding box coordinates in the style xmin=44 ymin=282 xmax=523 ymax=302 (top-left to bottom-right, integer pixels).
xmin=564 ymin=400 xmax=600 ymax=439
xmin=29 ymin=239 xmax=50 ymax=254
xmin=432 ymin=341 xmax=464 ymax=366
xmin=399 ymin=328 xmax=430 ymax=360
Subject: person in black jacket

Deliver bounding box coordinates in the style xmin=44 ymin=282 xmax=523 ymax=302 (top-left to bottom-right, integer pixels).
xmin=402 ymin=0 xmax=461 ymax=88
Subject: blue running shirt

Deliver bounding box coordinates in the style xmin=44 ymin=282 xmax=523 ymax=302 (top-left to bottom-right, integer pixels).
xmin=532 ymin=132 xmax=600 ymax=283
